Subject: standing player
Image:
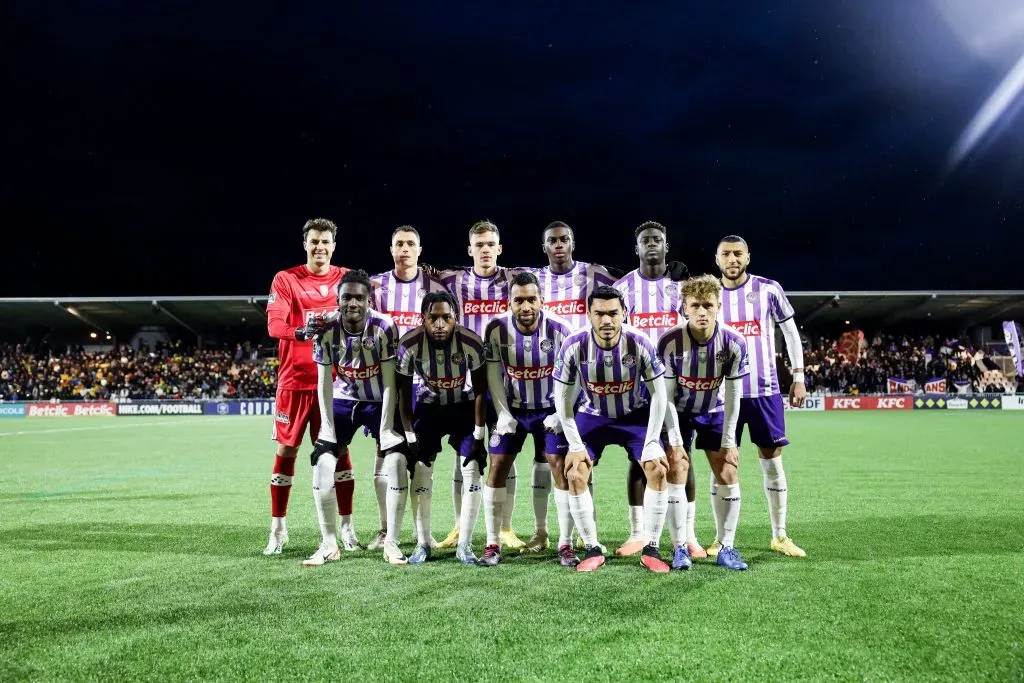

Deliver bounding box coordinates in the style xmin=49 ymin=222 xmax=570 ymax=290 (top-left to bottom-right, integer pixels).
xmin=613 ymin=221 xmax=703 ymax=559
xmin=396 ymin=291 xmax=488 ymax=564
xmin=435 ymin=221 xmax=526 ymax=551
xmin=659 ymin=275 xmax=751 ymax=571
xmin=304 ymin=270 xmax=408 ymax=566
xmin=481 ymin=272 xmax=576 ymax=566
xmin=715 ymin=235 xmax=806 ymax=558
xmin=263 ymin=218 xmax=352 ymax=556
xmin=367 ymin=226 xmax=449 ymax=550
xmin=552 ymin=285 xmax=670 ymax=572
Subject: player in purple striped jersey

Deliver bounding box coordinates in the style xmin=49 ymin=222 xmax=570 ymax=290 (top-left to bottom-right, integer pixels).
xmin=480 ymin=271 xmax=578 ymax=567
xmin=659 ymin=275 xmax=751 ymax=571
xmin=365 ymin=226 xmax=449 ymax=552
xmin=613 ymin=221 xmax=704 ymax=560
xmin=305 ymin=270 xmax=408 ymax=566
xmin=553 ymin=286 xmax=673 ymax=572
xmin=715 ymin=235 xmax=806 ymax=558
xmin=434 ymin=221 xmax=528 ymax=551
xmin=396 ymin=291 xmax=489 ymax=564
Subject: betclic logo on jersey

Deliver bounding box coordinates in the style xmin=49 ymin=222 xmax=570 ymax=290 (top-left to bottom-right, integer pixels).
xmin=463 ymin=300 xmax=508 ymax=316
xmin=339 ymin=364 xmax=381 ymax=381
xmin=543 ymin=299 xmax=585 ymax=317
xmin=383 ymin=311 xmax=423 ymax=329
xmin=630 ymin=312 xmax=678 ymax=329
xmin=505 ymin=365 xmax=554 ymax=381
xmin=727 ymin=321 xmax=762 ymax=337
xmin=585 ymin=379 xmax=635 ymax=395
xmin=676 ymin=376 xmax=723 ymax=392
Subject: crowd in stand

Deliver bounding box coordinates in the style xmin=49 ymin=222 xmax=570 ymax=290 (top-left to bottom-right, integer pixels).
xmin=1 ymin=332 xmax=1018 ymax=402
xmin=798 ymin=333 xmax=1019 ymax=395
xmin=0 ymin=340 xmax=277 ymax=402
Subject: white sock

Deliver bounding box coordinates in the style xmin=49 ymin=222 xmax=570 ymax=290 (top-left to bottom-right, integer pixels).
xmin=452 ymin=453 xmax=463 ymax=524
xmin=568 ymin=491 xmax=599 ymax=548
xmin=709 ymin=472 xmax=720 ymax=542
xmin=270 ymin=516 xmax=287 ymax=537
xmin=685 ymin=501 xmax=697 ymax=543
xmin=760 ymin=457 xmax=788 ymax=539
xmin=411 ymin=462 xmax=433 ymax=547
xmin=459 ymin=462 xmax=482 ymax=547
xmin=374 ymin=465 xmax=388 ymax=530
xmin=502 ymin=462 xmax=517 ymax=530
xmin=553 ymin=488 xmax=574 ymax=547
xmin=383 ymin=453 xmax=408 ymax=544
xmin=483 ymin=485 xmax=506 ymax=547
xmin=718 ymin=483 xmax=741 ymax=548
xmin=667 ymin=483 xmax=686 ymax=548
xmin=312 ymin=453 xmax=338 ymax=548
xmin=643 ymin=487 xmax=668 ymax=547
xmin=531 ymin=461 xmax=551 ymax=535
xmin=628 ymin=505 xmax=644 ymax=539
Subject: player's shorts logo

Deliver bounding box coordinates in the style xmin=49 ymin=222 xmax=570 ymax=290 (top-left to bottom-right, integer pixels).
xmin=275 ymin=411 xmax=290 ymax=424
xmin=540 ymin=339 xmax=554 ymax=353
xmin=746 ymin=291 xmax=758 ymax=304
xmin=489 ymin=433 xmax=502 ymax=447
xmin=573 ymin=273 xmax=587 ymax=287
xmin=451 ymin=352 xmax=465 ymax=365
xmin=716 ymin=348 xmax=731 ymax=362
xmin=362 ymin=337 xmax=375 ymax=350
xmin=622 ymin=354 xmax=636 ymax=368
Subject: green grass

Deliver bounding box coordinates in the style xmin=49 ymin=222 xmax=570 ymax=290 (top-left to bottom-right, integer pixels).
xmin=1 ymin=412 xmax=1022 ymax=681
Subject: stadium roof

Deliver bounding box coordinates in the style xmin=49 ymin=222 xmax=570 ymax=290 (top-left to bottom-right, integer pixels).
xmin=0 ymin=290 xmax=1021 ymax=336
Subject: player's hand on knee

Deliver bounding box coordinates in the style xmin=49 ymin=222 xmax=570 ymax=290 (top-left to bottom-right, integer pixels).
xmin=495 ymin=410 xmax=518 ymax=435
xmin=310 ymin=438 xmax=338 ymax=466
xmin=379 ymin=428 xmax=404 ymax=451
xmin=718 ymin=446 xmax=740 ymax=469
xmin=641 ymin=440 xmax=665 ymax=463
xmin=542 ymin=414 xmax=562 ymax=434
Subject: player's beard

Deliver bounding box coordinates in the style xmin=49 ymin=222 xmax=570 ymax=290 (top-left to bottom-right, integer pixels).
xmin=721 ymin=263 xmax=747 ymax=281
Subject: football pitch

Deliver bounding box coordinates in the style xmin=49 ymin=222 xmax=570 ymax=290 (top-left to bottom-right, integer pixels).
xmin=1 ymin=413 xmax=1022 ymax=681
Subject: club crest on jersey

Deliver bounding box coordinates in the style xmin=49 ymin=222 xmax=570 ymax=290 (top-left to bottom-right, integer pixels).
xmin=451 ymin=352 xmax=465 ymax=365
xmin=622 ymin=354 xmax=636 ymax=368
xmin=746 ymin=291 xmax=757 ymax=304
xmin=361 ymin=337 xmax=375 ymax=350
xmin=489 ymin=433 xmax=502 ymax=448
xmin=416 ymin=288 xmax=427 ymax=299
xmin=664 ymin=282 xmax=677 ymax=296
xmin=716 ymin=348 xmax=731 ymax=362
xmin=540 ymin=339 xmax=554 ymax=353
xmin=267 ymin=293 xmax=277 ymax=304
xmin=573 ymin=273 xmax=587 ymax=287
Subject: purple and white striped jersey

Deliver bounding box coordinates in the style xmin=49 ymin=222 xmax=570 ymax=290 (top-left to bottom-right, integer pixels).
xmin=396 ymin=327 xmax=485 ymax=406
xmin=313 ymin=309 xmax=399 ymax=402
xmin=441 ymin=267 xmax=525 ymax=338
xmin=370 ymin=268 xmax=449 ymax=337
xmin=719 ymin=274 xmax=795 ymax=398
xmin=535 ymin=261 xmax=615 ymax=330
xmin=553 ymin=324 xmax=665 ymax=419
xmin=658 ymin=323 xmax=749 ymax=415
xmin=484 ymin=311 xmax=573 ymax=410
xmin=614 ymin=269 xmax=684 ymax=344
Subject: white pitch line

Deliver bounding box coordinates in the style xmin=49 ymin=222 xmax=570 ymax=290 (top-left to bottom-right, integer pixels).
xmin=0 ymin=416 xmax=255 ymax=437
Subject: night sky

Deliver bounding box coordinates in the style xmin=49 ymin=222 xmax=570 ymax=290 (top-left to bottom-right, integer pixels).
xmin=5 ymin=1 xmax=1024 ymax=296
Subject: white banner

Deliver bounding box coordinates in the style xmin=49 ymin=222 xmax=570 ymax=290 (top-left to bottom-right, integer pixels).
xmin=1000 ymin=395 xmax=1024 ymax=411
xmin=784 ymin=396 xmax=825 ymax=411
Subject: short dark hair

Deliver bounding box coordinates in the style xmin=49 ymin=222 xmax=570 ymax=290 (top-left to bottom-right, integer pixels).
xmin=421 ymin=290 xmax=459 ymax=318
xmin=302 ymin=218 xmax=338 ymax=241
xmin=588 ymin=285 xmax=625 ymax=310
xmin=543 ymin=220 xmax=571 ymax=233
xmin=339 ymin=269 xmax=372 ymax=295
xmin=469 ymin=220 xmax=499 ymax=240
xmin=510 ymin=271 xmax=540 ymax=291
xmin=634 ymin=220 xmax=667 ymax=239
xmin=392 ymin=225 xmax=420 ymax=241
xmin=718 ymin=234 xmax=748 ymax=250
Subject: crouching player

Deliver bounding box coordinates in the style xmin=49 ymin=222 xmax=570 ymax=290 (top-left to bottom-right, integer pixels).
xmin=396 ymin=291 xmax=488 ymax=564
xmin=552 ymin=285 xmax=670 ymax=572
xmin=305 ymin=270 xmax=408 ymax=566
xmin=482 ymin=272 xmax=575 ymax=566
xmin=658 ymin=275 xmax=750 ymax=570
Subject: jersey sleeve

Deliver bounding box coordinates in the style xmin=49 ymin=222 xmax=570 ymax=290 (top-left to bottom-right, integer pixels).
xmin=484 ymin=320 xmax=502 ymax=363
xmin=266 ymin=272 xmax=297 ymax=339
xmin=590 ymin=263 xmax=617 ymax=287
xmin=768 ymin=280 xmax=796 ymax=323
xmin=396 ymin=331 xmax=418 ymax=376
xmin=726 ymin=334 xmax=750 ymax=380
xmin=657 ymin=333 xmax=676 ymax=378
xmin=312 ymin=326 xmax=335 ymax=366
xmin=379 ymin=319 xmax=399 ymax=362
xmin=462 ymin=330 xmax=486 ymax=371
xmin=552 ymin=336 xmax=579 ymax=385
xmin=637 ymin=335 xmax=665 ymax=381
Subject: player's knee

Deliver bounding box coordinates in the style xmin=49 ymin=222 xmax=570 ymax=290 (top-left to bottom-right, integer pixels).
xmin=566 ymin=462 xmax=589 ymax=489
xmin=759 ymin=447 xmax=783 ymax=462
xmin=277 ymin=444 xmax=299 ymax=459
xmin=643 ymin=459 xmax=667 ymax=485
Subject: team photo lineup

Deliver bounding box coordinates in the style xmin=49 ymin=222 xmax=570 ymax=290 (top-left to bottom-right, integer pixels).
xmin=264 ymin=217 xmax=807 ymax=573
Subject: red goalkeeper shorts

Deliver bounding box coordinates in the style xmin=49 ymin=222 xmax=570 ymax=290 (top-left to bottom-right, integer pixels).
xmin=271 ymin=388 xmax=321 ymax=448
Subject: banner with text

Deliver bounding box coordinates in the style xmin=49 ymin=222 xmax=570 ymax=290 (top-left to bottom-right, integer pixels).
xmin=825 ymin=396 xmax=913 ymax=411
xmin=1004 ymin=321 xmax=1023 ymax=377
xmin=26 ymin=402 xmax=116 ymax=418
xmin=116 ymin=401 xmax=205 ymax=416
xmin=1001 ymin=395 xmax=1024 ymax=410
xmin=204 ymin=399 xmax=277 ymax=416
xmin=783 ymin=396 xmax=825 ymax=411
xmin=887 ymin=377 xmax=916 ymax=394
xmin=0 ymin=404 xmax=26 ymax=419
xmin=924 ymin=378 xmax=947 ymax=393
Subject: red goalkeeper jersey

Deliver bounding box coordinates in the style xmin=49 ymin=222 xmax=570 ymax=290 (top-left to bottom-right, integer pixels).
xmin=267 ymin=264 xmax=348 ymax=390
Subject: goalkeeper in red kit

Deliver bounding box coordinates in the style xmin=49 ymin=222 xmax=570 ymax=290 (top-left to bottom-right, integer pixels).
xmin=263 ymin=218 xmax=358 ymax=555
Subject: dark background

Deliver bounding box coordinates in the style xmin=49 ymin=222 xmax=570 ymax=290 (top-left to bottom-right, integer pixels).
xmin=4 ymin=1 xmax=1024 ymax=296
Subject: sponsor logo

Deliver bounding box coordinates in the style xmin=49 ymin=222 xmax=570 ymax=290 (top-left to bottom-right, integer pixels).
xmin=1001 ymin=395 xmax=1024 ymax=410
xmin=339 ymin=364 xmax=381 ymax=381
xmin=676 ymin=376 xmax=723 ymax=392
xmin=698 ymin=350 xmax=708 ymax=363
xmin=116 ymin=403 xmax=202 ymax=416
xmin=463 ymin=299 xmax=508 ymax=316
xmin=826 ymin=397 xmax=862 ymax=410
xmin=27 ymin=402 xmax=116 ymax=417
xmin=425 ymin=375 xmax=466 ymax=391
xmin=584 ymin=379 xmax=635 ymax=395
xmin=489 ymin=433 xmax=502 ymax=447
xmin=267 ymin=293 xmax=277 ymax=304
xmin=383 ymin=310 xmax=423 ymax=329
xmin=276 ymin=410 xmax=290 ymax=424
xmin=319 ymin=285 xmax=330 ymax=297
xmin=217 ymin=402 xmax=230 ymax=415
xmin=783 ymin=396 xmax=824 ymax=411
xmin=727 ymin=320 xmax=761 ymax=337
xmin=876 ymin=397 xmax=911 ymax=410
xmin=544 ymin=299 xmax=585 ymax=317
xmin=630 ymin=312 xmax=679 ymax=329
xmin=947 ymin=398 xmax=968 ymax=410
xmin=0 ymin=404 xmax=26 ymax=418
xmin=523 ymin=338 xmax=533 ymax=352
xmin=825 ymin=396 xmax=912 ymax=410
xmin=505 ymin=365 xmax=554 ymax=381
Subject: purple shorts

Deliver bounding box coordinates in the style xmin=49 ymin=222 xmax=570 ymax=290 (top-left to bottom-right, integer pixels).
xmin=575 ymin=406 xmax=651 ymax=462
xmin=673 ymin=410 xmax=724 ymax=453
xmin=488 ymin=407 xmax=569 ymax=457
xmin=413 ymin=401 xmax=476 ymax=463
xmin=332 ymin=398 xmax=392 ymax=447
xmin=737 ymin=394 xmax=789 ymax=449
